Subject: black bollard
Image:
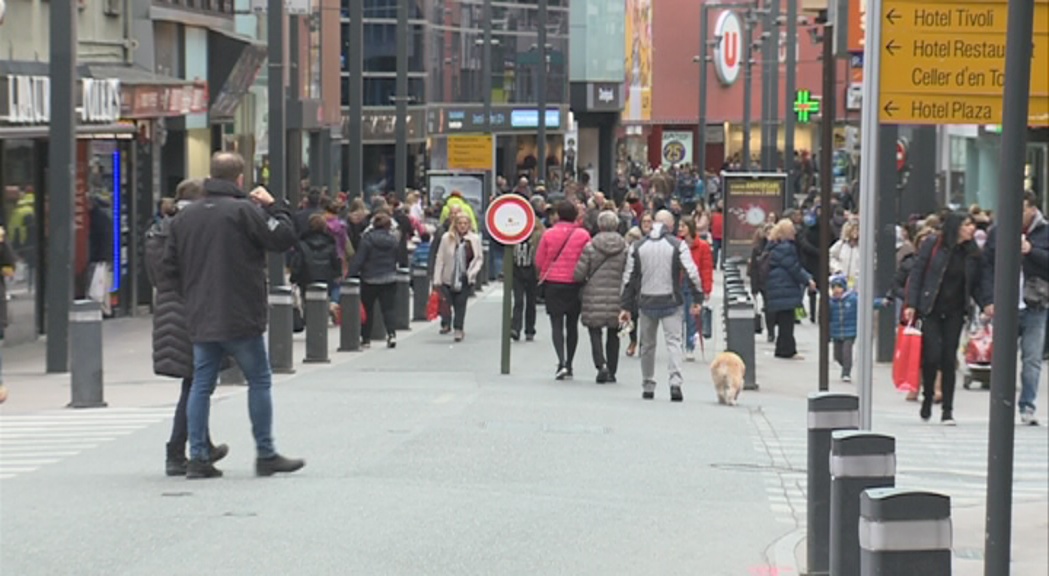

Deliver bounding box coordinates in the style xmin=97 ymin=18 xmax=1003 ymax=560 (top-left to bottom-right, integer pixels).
xmin=395 ymin=267 xmax=411 ymax=330
xmin=338 ymin=279 xmax=361 ymax=352
xmin=808 ymin=392 xmax=860 ymax=575
xmin=268 ymin=286 xmax=295 ymax=374
xmin=303 ymin=283 xmax=331 ymax=363
xmin=725 ymin=296 xmax=758 ymax=390
xmin=830 ymin=431 xmax=896 ymax=576
xmin=370 ymin=294 xmax=387 ymax=343
xmin=480 ymin=239 xmax=490 ymax=286
xmin=859 ymin=488 xmax=952 ymax=576
xmin=68 ymin=299 xmax=107 ymax=408
xmin=411 ymin=266 xmax=429 ymax=321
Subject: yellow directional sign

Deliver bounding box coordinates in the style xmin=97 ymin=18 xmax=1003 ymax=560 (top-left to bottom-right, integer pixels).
xmin=880 ymin=93 xmax=1049 ymax=126
xmin=880 ymin=0 xmax=1049 ymax=125
xmin=447 ymin=134 xmax=494 ymax=171
xmin=883 ymin=2 xmax=1049 ymax=35
xmin=880 ymin=32 xmax=1049 ymax=95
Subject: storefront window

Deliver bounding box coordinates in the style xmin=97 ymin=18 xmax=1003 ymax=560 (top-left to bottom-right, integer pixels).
xmin=1 ymin=139 xmax=41 ymax=343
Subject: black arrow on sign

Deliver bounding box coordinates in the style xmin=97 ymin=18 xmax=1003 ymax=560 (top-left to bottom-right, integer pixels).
xmin=885 ymin=39 xmax=900 ymax=56
xmin=883 ymin=101 xmax=899 ymax=117
xmin=885 ymin=8 xmax=900 ymax=25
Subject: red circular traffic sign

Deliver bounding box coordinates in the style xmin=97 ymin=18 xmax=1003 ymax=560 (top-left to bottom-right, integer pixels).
xmin=896 ymin=140 xmax=907 ymax=171
xmin=485 ymin=194 xmax=536 ymax=245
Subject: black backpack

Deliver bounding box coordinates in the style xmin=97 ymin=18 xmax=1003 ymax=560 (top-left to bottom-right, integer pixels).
xmin=292 ymin=239 xmax=336 ymax=285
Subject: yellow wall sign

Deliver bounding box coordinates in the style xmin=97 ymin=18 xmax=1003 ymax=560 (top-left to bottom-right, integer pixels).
xmin=447 ymin=135 xmax=494 ymax=171
xmin=879 ymin=0 xmax=1049 ymax=126
xmin=879 ymin=93 xmax=1049 ymax=125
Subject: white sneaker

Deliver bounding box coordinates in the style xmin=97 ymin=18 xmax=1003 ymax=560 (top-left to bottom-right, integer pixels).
xmin=842 ymin=374 xmax=852 ymax=383
xmin=1021 ymin=409 xmax=1040 ymax=426
xmin=685 ymin=351 xmax=696 ymax=362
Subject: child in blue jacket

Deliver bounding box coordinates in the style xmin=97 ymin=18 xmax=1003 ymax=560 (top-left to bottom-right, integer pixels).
xmin=829 ymin=275 xmax=858 ymax=382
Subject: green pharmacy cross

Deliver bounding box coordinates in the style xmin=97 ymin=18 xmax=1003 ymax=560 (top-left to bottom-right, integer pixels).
xmin=793 ymin=90 xmax=821 ymax=123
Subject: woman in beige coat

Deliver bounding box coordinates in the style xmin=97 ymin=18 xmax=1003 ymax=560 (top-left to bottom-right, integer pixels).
xmin=573 ymin=211 xmax=629 ymax=383
xmin=432 ymin=214 xmax=483 ymax=341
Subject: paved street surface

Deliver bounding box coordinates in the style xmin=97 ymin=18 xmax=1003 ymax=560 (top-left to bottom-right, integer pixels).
xmin=1 ymin=278 xmax=1047 ymax=575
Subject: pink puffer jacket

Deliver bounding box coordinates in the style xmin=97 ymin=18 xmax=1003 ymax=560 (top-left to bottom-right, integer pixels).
xmin=536 ymin=222 xmax=590 ymax=285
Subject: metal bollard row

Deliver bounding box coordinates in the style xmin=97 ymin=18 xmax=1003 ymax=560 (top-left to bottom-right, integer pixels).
xmin=339 ymin=278 xmax=361 ymax=352
xmin=807 ymin=392 xmax=860 ymax=575
xmin=830 ymin=431 xmax=896 ymax=576
xmin=303 ymin=283 xmax=331 ymax=363
xmin=68 ymin=299 xmax=107 ymax=408
xmin=859 ymin=489 xmax=952 ymax=575
xmin=268 ymin=286 xmax=295 ymax=374
xmin=395 ymin=267 xmax=411 ymax=330
xmin=411 ymin=266 xmax=429 ymax=321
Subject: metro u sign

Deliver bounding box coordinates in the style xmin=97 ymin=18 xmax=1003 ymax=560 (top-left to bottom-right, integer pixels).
xmin=714 ymin=10 xmax=743 ymax=86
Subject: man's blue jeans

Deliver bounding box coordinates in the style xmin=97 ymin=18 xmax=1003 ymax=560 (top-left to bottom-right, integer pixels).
xmin=188 ymin=335 xmax=276 ymax=461
xmin=681 ymin=279 xmax=696 ymax=352
xmin=1019 ymin=307 xmax=1048 ymax=413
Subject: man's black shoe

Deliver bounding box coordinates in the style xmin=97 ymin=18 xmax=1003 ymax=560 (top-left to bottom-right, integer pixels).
xmin=670 ymin=386 xmax=684 ymax=402
xmin=642 ymin=390 xmax=655 ymax=400
xmin=256 ymin=454 xmax=306 ymax=477
xmin=209 ymin=443 xmax=230 ymax=464
xmin=186 ymin=459 xmax=223 ymax=479
xmin=511 ymin=329 xmax=521 ymax=341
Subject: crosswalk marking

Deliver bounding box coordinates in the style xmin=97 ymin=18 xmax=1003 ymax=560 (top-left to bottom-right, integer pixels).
xmin=752 ymin=405 xmax=1049 ymax=519
xmin=0 ymin=407 xmax=172 ymax=481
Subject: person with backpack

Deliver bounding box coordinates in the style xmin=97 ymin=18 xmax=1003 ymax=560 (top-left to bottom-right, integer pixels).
xmin=291 ymin=213 xmax=342 ymax=314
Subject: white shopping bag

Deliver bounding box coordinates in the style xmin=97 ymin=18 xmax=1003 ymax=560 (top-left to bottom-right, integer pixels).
xmin=88 ymin=262 xmax=112 ymax=315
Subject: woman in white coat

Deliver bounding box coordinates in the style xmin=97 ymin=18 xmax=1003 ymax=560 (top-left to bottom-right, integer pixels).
xmin=830 ymin=219 xmax=861 ymax=288
xmin=432 ymin=214 xmax=483 ymax=341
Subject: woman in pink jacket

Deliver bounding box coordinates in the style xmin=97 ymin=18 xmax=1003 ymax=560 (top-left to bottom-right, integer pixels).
xmin=535 ymin=200 xmax=592 ymax=380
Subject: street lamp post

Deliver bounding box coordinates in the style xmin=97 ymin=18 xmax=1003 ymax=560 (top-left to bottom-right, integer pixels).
xmin=742 ymin=7 xmax=758 ymax=171
xmin=346 ymin=0 xmax=363 ymax=199
xmin=266 ymin=0 xmax=286 ymax=287
xmin=536 ymin=0 xmax=548 ymax=184
xmin=394 ymin=0 xmax=409 ymax=200
xmin=697 ymin=6 xmax=710 ymax=184
xmin=784 ymin=0 xmax=798 ymax=186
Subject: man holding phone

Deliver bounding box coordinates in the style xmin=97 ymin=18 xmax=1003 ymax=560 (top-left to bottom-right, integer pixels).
xmin=162 ymin=151 xmax=305 ymax=478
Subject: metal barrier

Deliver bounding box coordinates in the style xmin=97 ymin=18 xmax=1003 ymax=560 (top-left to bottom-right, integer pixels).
xmin=808 ymin=393 xmax=861 ymax=575
xmin=859 ymin=488 xmax=952 ymax=575
xmin=303 ymin=283 xmax=331 ymax=363
xmin=68 ymin=300 xmax=106 ymax=408
xmin=830 ymin=431 xmax=896 ymax=576
xmin=268 ymin=286 xmax=295 ymax=374
xmin=338 ymin=279 xmax=361 ymax=352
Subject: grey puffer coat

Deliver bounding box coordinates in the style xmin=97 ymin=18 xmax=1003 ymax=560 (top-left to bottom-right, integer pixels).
xmin=574 ymin=231 xmax=628 ymax=328
xmin=145 ymin=209 xmax=193 ymax=379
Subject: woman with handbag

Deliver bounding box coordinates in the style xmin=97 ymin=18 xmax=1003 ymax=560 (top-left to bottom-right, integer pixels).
xmin=536 ymin=201 xmax=591 ymax=380
xmin=904 ymin=211 xmax=987 ymax=425
xmin=574 ymin=211 xmax=628 ymax=383
xmin=432 ymin=213 xmax=483 ymax=341
xmin=679 ymin=218 xmax=714 ymax=361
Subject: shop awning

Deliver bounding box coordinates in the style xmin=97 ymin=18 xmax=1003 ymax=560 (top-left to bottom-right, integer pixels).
xmin=207 ymin=28 xmax=267 ymax=119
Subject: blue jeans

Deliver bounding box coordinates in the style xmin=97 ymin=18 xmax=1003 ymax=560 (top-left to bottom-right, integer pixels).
xmin=1019 ymin=307 xmax=1048 ymax=413
xmin=188 ymin=335 xmax=276 ymax=461
xmin=681 ymin=279 xmax=696 ymax=352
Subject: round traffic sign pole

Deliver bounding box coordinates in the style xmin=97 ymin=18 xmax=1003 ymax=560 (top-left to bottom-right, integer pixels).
xmin=483 ymin=194 xmax=535 ymax=376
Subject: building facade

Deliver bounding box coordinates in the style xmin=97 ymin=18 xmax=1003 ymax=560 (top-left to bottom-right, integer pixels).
xmin=341 ymin=0 xmax=571 ymax=193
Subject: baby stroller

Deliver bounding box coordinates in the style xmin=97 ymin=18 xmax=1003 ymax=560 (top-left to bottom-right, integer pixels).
xmin=961 ymin=308 xmax=993 ymax=390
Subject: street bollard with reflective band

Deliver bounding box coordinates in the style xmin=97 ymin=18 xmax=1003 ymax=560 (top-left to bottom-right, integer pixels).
xmin=394 ymin=267 xmax=411 ymax=330
xmin=830 ymin=431 xmax=896 ymax=576
xmin=411 ymin=266 xmax=429 ymax=321
xmin=370 ymin=298 xmax=387 ymax=342
xmin=859 ymin=489 xmax=952 ymax=576
xmin=68 ymin=300 xmax=107 ymax=408
xmin=303 ymin=283 xmax=331 ymax=363
xmin=219 ymin=362 xmax=246 ymax=386
xmin=338 ymin=279 xmax=361 ymax=352
xmin=268 ymin=286 xmax=295 ymax=374
xmin=480 ymin=240 xmax=490 ymax=287
xmin=725 ymin=297 xmax=758 ymax=390
xmin=808 ymin=392 xmax=861 ymax=575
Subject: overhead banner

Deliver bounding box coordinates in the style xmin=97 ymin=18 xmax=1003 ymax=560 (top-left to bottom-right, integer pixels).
xmin=722 ymin=172 xmax=789 ymax=260
xmin=661 ymin=130 xmax=693 ymax=167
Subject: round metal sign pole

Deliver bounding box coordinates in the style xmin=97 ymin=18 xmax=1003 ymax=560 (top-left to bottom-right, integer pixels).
xmin=484 ymin=194 xmax=536 ymax=375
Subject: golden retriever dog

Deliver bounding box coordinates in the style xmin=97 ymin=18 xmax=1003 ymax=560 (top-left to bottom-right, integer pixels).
xmin=710 ymin=351 xmax=745 ymax=406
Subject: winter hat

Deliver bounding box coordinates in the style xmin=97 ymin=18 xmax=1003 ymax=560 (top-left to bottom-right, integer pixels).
xmin=830 ymin=275 xmax=848 ymax=290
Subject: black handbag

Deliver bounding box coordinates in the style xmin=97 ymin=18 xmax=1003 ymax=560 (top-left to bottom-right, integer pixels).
xmin=754 ymin=312 xmax=764 ymax=334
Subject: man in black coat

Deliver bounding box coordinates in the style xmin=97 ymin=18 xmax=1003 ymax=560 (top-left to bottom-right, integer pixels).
xmin=982 ymin=191 xmax=1049 ymax=425
xmin=161 ymin=151 xmax=304 ymax=479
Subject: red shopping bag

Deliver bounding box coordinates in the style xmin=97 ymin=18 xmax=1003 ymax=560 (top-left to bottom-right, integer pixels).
xmin=426 ymin=290 xmax=442 ymax=321
xmin=965 ymin=321 xmax=993 ymax=366
xmin=892 ymin=323 xmax=923 ymax=393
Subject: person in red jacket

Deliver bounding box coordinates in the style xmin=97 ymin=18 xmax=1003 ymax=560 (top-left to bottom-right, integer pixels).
xmin=710 ymin=204 xmax=724 ymax=269
xmin=680 ymin=218 xmax=714 ymax=359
